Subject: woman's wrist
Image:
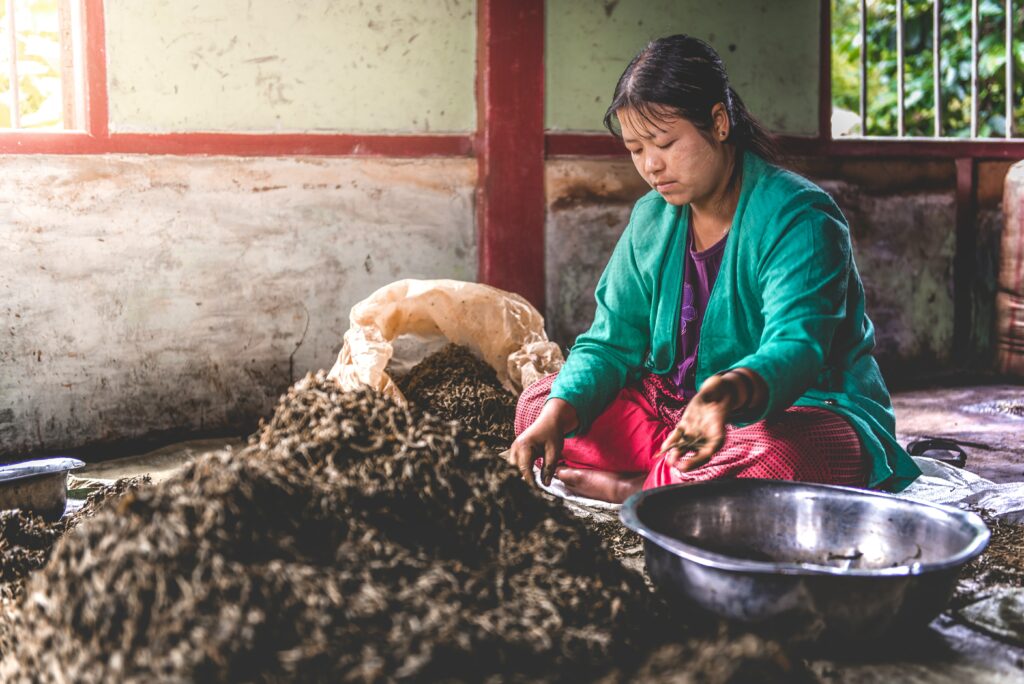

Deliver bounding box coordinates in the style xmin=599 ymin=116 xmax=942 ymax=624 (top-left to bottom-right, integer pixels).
xmin=539 ymin=397 xmax=580 ymax=435
xmin=717 ymin=368 xmax=765 ymax=414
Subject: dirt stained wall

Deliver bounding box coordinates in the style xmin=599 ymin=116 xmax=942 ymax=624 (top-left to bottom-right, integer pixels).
xmin=0 ymin=155 xmax=476 ymax=458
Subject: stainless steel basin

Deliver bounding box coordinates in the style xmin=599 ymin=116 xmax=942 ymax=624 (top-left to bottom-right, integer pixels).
xmin=0 ymin=457 xmax=85 ymax=520
xmin=620 ymin=480 xmax=990 ymax=641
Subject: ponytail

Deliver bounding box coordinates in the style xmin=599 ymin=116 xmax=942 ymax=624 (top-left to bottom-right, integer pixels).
xmin=724 ymin=86 xmax=779 ymax=164
xmin=604 ymin=35 xmax=779 ymax=165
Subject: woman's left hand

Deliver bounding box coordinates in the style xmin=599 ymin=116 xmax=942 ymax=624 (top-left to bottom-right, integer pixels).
xmin=661 ymin=373 xmax=743 ymax=473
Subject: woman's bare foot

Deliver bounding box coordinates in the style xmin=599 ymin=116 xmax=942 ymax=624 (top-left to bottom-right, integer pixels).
xmin=554 ymin=467 xmax=645 ymax=504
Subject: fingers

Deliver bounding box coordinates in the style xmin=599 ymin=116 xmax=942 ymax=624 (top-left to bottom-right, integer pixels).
xmin=672 ymin=430 xmax=725 ymax=473
xmin=663 ymin=447 xmax=680 ymax=470
xmin=676 ymin=452 xmax=710 ymax=473
xmin=510 ymin=440 xmax=541 ymax=490
xmin=541 ymin=440 xmax=560 ymax=487
xmin=659 ymin=425 xmax=685 ymax=455
xmin=694 ymin=424 xmax=725 ymax=460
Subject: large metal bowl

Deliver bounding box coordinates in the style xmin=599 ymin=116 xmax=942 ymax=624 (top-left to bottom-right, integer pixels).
xmin=0 ymin=457 xmax=85 ymax=521
xmin=620 ymin=480 xmax=990 ymax=641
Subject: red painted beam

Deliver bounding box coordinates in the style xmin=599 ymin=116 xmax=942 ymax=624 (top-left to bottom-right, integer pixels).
xmin=545 ymin=133 xmax=624 ymax=157
xmin=476 ymin=0 xmax=546 ymax=310
xmin=545 ymin=132 xmax=1024 ymax=161
xmin=0 ymin=131 xmax=474 ymax=156
xmin=783 ymin=137 xmax=1024 ymax=160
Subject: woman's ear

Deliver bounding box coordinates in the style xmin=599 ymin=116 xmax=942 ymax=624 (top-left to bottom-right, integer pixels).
xmin=711 ymin=102 xmax=730 ymax=141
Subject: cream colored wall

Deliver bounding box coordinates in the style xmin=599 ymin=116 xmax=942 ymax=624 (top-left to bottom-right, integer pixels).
xmin=545 ymin=0 xmax=820 ymax=136
xmin=104 ymin=0 xmax=477 ymax=133
xmin=0 ymin=156 xmax=477 ymax=458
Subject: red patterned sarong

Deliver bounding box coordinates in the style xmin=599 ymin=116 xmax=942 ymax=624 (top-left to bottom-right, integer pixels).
xmin=515 ymin=372 xmax=866 ymax=491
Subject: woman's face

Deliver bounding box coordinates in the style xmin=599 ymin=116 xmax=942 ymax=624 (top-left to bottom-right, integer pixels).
xmin=618 ymin=105 xmax=731 ymax=207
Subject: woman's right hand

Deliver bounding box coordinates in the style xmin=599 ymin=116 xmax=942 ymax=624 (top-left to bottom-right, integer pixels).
xmin=506 ymin=398 xmax=578 ymax=490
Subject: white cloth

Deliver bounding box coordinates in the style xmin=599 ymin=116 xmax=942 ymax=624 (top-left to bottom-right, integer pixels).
xmin=896 ymin=457 xmax=1024 ymax=522
xmin=535 ymin=456 xmax=1024 ymax=521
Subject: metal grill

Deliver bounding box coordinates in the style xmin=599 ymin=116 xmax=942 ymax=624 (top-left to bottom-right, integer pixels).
xmin=853 ymin=0 xmax=1021 ymax=139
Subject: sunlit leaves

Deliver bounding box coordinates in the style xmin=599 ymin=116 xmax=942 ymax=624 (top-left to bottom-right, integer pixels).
xmin=833 ymin=0 xmax=1023 ymax=138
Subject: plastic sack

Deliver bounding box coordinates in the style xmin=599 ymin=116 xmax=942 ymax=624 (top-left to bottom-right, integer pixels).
xmin=896 ymin=456 xmax=1024 ymax=523
xmin=328 ymin=279 xmax=564 ymax=402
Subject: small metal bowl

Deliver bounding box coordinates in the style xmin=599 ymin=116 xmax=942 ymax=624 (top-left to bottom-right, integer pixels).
xmin=621 ymin=480 xmax=990 ymax=641
xmin=0 ymin=457 xmax=85 ymax=521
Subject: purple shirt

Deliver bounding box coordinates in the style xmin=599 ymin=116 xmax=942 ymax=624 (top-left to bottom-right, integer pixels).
xmin=671 ymin=230 xmax=728 ymax=397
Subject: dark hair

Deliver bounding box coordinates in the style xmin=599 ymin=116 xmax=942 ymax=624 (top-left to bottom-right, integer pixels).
xmin=603 ymin=35 xmax=778 ymax=165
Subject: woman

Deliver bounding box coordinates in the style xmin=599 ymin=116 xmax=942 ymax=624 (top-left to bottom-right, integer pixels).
xmin=508 ymin=35 xmax=920 ymax=504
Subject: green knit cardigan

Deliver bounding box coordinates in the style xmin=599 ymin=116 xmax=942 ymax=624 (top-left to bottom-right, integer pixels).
xmin=549 ymin=152 xmax=920 ymax=491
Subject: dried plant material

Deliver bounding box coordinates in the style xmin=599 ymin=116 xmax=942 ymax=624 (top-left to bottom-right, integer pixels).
xmin=0 ymin=511 xmax=64 ymax=590
xmin=954 ymin=511 xmax=1024 ymax=608
xmin=609 ymin=630 xmax=813 ymax=684
xmin=398 ymin=343 xmax=517 ymax=447
xmin=0 ymin=375 xmax=809 ymax=683
xmin=0 ymin=377 xmax=652 ymax=681
xmin=0 ymin=476 xmax=151 ymax=603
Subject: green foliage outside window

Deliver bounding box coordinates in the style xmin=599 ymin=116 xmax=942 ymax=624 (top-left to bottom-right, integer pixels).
xmin=832 ymin=0 xmax=1024 ymax=137
xmin=0 ymin=0 xmax=65 ymax=130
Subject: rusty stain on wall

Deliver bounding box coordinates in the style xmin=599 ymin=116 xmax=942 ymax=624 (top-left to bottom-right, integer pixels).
xmin=0 ymin=155 xmax=476 ymax=459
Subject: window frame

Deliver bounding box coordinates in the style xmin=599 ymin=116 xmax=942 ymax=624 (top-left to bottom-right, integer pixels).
xmin=0 ymin=0 xmax=473 ymax=157
xmin=0 ymin=0 xmax=105 ymax=151
xmin=820 ymin=0 xmax=1024 ymax=160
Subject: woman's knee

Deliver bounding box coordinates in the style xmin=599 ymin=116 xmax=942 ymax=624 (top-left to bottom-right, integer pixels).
xmin=514 ymin=372 xmax=559 ymax=436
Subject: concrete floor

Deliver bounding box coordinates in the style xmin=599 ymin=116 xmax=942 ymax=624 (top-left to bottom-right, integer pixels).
xmin=70 ymin=384 xmax=1024 ymax=682
xmin=893 ymin=384 xmax=1024 ymax=484
xmin=75 ymin=436 xmax=244 ymax=485
xmin=77 ymin=384 xmax=1024 ymax=486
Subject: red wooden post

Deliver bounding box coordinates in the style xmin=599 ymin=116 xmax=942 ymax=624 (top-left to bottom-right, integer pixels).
xmin=953 ymin=157 xmax=978 ymax=361
xmin=476 ymin=0 xmax=546 ymax=311
xmin=84 ymin=0 xmax=108 ymax=138
xmin=818 ymin=0 xmax=831 ymax=143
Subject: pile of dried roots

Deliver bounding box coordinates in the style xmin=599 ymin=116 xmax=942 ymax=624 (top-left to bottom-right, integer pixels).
xmin=0 ymin=477 xmax=151 ymax=602
xmin=0 ymin=373 xmax=805 ymax=682
xmin=953 ymin=510 xmax=1024 ymax=607
xmin=397 ymin=344 xmax=517 ymax=447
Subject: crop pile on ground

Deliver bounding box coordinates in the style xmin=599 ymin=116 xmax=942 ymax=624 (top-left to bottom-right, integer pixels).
xmin=0 ymin=477 xmax=150 ymax=602
xmin=397 ymin=344 xmax=517 ymax=447
xmin=954 ymin=511 xmax=1024 ymax=607
xmin=0 ymin=511 xmax=64 ymax=598
xmin=0 ymin=373 xmax=806 ymax=682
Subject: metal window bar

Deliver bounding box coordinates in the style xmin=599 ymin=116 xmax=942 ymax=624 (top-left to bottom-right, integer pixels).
xmin=934 ymin=0 xmax=942 ymax=137
xmin=897 ymin=0 xmax=905 ymax=136
xmin=1008 ymin=0 xmax=1014 ymax=138
xmin=860 ymin=0 xmax=867 ymax=135
xmin=5 ymin=0 xmax=19 ymax=129
xmin=58 ymin=0 xmax=76 ymax=129
xmin=971 ymin=0 xmax=979 ymax=138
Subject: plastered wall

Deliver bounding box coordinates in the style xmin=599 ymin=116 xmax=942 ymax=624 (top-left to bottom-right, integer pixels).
xmin=0 ymin=156 xmax=476 ymax=456
xmin=545 ymin=0 xmax=820 ymax=135
xmin=105 ymin=0 xmax=477 ymax=132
